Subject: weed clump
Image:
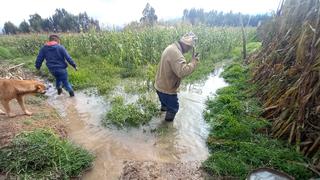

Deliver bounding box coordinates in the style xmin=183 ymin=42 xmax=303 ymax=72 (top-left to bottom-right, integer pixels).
xmin=103 ymin=96 xmax=159 ymax=128
xmin=0 ymin=129 xmax=94 ymax=179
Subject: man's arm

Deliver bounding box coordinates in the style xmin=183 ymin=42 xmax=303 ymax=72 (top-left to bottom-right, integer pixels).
xmin=170 ymin=55 xmax=198 ymax=78
xmin=35 ymin=48 xmax=45 ymax=70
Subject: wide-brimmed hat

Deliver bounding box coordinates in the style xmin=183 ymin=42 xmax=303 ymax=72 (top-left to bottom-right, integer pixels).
xmin=180 ymin=32 xmax=198 ymax=47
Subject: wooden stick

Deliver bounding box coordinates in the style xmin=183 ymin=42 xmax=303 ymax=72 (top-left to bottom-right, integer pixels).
xmin=306 ymin=136 xmax=320 ymax=157
xmin=7 ymin=63 xmax=25 ymax=71
xmin=288 ymin=161 xmax=320 ymax=176
xmin=289 ymin=122 xmax=296 ymax=143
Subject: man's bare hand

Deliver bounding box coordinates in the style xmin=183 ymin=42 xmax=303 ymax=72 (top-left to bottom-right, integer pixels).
xmin=193 ymin=52 xmax=200 ymax=61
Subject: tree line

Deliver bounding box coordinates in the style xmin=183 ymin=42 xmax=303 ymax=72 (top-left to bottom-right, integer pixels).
xmin=125 ymin=4 xmax=271 ymax=30
xmin=2 ymin=5 xmax=272 ymax=34
xmin=2 ymin=8 xmax=100 ymax=34
xmin=182 ymin=8 xmax=271 ymax=26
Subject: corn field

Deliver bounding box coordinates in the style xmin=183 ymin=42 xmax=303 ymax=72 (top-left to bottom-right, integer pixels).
xmin=0 ymin=26 xmax=254 ymax=68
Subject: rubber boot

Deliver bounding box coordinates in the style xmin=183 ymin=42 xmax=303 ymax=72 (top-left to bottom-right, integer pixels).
xmin=69 ymin=91 xmax=75 ymax=97
xmin=161 ymin=106 xmax=167 ymax=112
xmin=57 ymin=88 xmax=62 ymax=95
xmin=165 ymin=111 xmax=176 ymax=122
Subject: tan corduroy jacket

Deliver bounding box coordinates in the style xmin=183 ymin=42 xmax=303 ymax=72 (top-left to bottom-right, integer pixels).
xmin=155 ymin=42 xmax=198 ymax=94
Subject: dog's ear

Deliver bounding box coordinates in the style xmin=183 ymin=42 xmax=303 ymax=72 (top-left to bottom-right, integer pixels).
xmin=35 ymin=84 xmax=45 ymax=90
xmin=35 ymin=84 xmax=46 ymax=94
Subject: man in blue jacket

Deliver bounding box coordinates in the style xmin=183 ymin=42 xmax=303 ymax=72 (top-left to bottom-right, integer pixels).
xmin=35 ymin=34 xmax=77 ymax=97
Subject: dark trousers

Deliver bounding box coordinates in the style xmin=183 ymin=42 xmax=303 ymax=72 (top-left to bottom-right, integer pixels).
xmin=49 ymin=69 xmax=73 ymax=92
xmin=156 ymin=90 xmax=179 ymax=114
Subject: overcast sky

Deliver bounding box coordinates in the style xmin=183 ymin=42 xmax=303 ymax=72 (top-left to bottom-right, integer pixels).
xmin=0 ymin=0 xmax=280 ymax=29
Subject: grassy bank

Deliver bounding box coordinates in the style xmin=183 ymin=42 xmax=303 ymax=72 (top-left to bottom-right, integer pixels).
xmin=0 ymin=129 xmax=94 ymax=179
xmin=202 ymin=62 xmax=315 ymax=179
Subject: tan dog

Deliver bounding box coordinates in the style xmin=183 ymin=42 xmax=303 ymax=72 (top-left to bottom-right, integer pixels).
xmin=0 ymin=79 xmax=46 ymax=117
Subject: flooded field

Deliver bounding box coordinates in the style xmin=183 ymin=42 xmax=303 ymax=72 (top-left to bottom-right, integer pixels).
xmin=46 ymin=68 xmax=227 ymax=179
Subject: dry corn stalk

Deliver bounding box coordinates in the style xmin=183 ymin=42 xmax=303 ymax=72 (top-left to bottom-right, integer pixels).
xmin=0 ymin=63 xmax=26 ymax=79
xmin=250 ymin=0 xmax=320 ymax=170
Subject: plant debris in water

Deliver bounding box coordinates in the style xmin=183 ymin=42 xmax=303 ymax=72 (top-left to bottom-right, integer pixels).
xmin=103 ymin=96 xmax=159 ymax=128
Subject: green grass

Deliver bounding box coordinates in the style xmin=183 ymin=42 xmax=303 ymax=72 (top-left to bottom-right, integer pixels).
xmin=230 ymin=41 xmax=261 ymax=60
xmin=185 ymin=41 xmax=261 ymax=83
xmin=122 ymin=77 xmax=152 ymax=94
xmin=0 ymin=45 xmax=21 ymax=60
xmin=68 ymin=55 xmax=121 ymax=95
xmin=204 ymin=136 xmax=313 ymax=179
xmin=221 ymin=63 xmax=247 ymax=84
xmin=123 ymin=81 xmax=149 ymax=94
xmin=0 ymin=46 xmax=14 ymax=59
xmin=185 ymin=53 xmax=226 ymax=83
xmin=3 ymin=55 xmax=122 ymax=95
xmin=0 ymin=129 xmax=95 ymax=179
xmin=203 ymin=62 xmax=314 ymax=179
xmin=246 ymin=42 xmax=261 ymax=54
xmin=103 ymin=96 xmax=159 ymax=128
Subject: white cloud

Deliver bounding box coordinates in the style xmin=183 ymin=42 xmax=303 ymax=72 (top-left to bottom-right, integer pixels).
xmin=0 ymin=0 xmax=280 ymax=29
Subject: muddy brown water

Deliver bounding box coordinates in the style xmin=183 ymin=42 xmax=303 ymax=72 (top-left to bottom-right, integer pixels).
xmin=45 ymin=68 xmax=227 ymax=179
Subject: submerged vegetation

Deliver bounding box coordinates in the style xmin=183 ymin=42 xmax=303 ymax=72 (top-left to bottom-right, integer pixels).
xmin=103 ymin=96 xmax=159 ymax=128
xmin=203 ymin=63 xmax=315 ymax=179
xmin=0 ymin=129 xmax=94 ymax=179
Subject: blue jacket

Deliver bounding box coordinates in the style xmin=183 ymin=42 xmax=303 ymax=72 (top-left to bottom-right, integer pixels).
xmin=35 ymin=41 xmax=76 ymax=71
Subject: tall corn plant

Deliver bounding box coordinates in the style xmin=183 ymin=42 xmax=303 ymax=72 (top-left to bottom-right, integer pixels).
xmin=0 ymin=26 xmax=247 ymax=66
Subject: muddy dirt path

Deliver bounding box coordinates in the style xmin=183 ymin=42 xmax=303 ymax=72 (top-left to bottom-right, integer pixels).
xmin=46 ymin=67 xmax=227 ymax=179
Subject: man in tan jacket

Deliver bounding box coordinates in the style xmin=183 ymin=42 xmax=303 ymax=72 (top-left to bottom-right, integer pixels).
xmin=155 ymin=32 xmax=199 ymax=121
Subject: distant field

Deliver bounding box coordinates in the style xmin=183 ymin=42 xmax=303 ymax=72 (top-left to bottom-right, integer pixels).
xmin=0 ymin=26 xmax=255 ymax=94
